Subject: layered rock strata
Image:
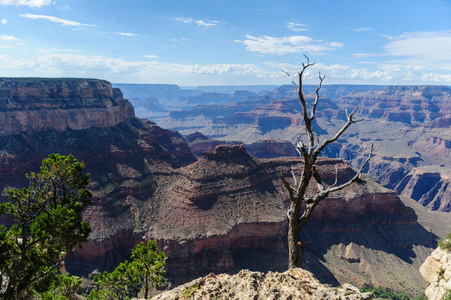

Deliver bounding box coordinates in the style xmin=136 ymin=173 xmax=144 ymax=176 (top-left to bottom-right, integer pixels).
xmin=0 ymin=78 xmax=135 ymax=135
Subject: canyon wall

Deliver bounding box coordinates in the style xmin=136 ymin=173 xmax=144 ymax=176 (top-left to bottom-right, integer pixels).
xmin=0 ymin=79 xmax=437 ymax=295
xmin=0 ymin=78 xmax=135 ymax=135
xmin=155 ymin=84 xmax=451 ymax=213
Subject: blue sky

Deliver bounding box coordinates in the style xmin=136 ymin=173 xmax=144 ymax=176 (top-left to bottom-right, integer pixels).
xmin=0 ymin=0 xmax=450 ymax=86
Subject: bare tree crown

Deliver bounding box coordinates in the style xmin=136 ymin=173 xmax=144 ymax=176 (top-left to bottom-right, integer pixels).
xmin=282 ymin=56 xmax=373 ymax=269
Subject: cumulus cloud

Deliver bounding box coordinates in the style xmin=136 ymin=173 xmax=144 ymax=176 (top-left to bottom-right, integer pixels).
xmin=235 ymin=35 xmax=343 ymax=55
xmin=422 ymin=73 xmax=451 ymax=82
xmin=0 ymin=0 xmax=51 ymax=7
xmin=287 ymin=22 xmax=308 ymax=32
xmin=0 ymin=34 xmax=18 ymax=41
xmin=174 ymin=17 xmax=219 ymax=27
xmin=0 ymin=54 xmax=276 ymax=84
xmin=20 ymin=13 xmax=94 ymax=27
xmin=1 ymin=19 xmax=7 ymax=24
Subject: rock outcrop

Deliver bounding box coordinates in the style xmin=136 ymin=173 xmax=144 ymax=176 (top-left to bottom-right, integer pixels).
xmin=185 ymin=132 xmax=297 ymax=158
xmin=153 ymin=268 xmax=373 ymax=300
xmin=396 ymin=166 xmax=451 ymax=212
xmin=420 ymin=246 xmax=451 ymax=300
xmin=0 ymin=78 xmax=135 ymax=135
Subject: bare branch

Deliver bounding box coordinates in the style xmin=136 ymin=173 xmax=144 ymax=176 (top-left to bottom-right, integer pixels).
xmin=281 ymin=171 xmax=295 ymax=202
xmin=312 ymin=166 xmax=325 ymax=192
xmin=295 ymin=145 xmax=373 ymax=231
xmin=313 ymin=105 xmax=363 ymax=157
xmin=330 ymin=165 xmax=338 ymax=188
xmin=321 ymin=144 xmax=374 ymax=195
xmin=310 ymin=72 xmax=325 ymax=121
xmin=295 ymin=140 xmax=309 ymax=161
xmin=291 ymin=170 xmax=297 ymax=187
xmin=283 ymin=70 xmax=299 ymax=92
xmin=297 ymin=55 xmax=315 ymax=125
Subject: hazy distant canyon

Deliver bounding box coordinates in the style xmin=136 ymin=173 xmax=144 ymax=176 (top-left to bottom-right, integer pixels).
xmin=115 ymin=83 xmax=451 ymax=213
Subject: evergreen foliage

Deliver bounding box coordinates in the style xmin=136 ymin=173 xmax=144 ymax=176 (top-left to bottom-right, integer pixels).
xmin=88 ymin=240 xmax=166 ymax=300
xmin=36 ymin=273 xmax=83 ymax=300
xmin=0 ymin=154 xmax=92 ymax=299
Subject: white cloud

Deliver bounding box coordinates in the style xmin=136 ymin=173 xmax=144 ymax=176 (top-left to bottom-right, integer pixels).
xmin=0 ymin=0 xmax=51 ymax=7
xmin=354 ymin=27 xmax=372 ymax=32
xmin=264 ymin=60 xmax=451 ymax=84
xmin=353 ymin=53 xmax=378 ymax=58
xmin=0 ymin=54 xmax=276 ymax=85
xmin=195 ymin=20 xmax=218 ymax=27
xmin=174 ymin=17 xmax=219 ymax=27
xmin=422 ymin=73 xmax=451 ymax=82
xmin=287 ymin=22 xmax=308 ymax=32
xmin=144 ymin=55 xmax=159 ymax=59
xmin=384 ymin=31 xmax=451 ymax=63
xmin=116 ymin=32 xmax=138 ymax=37
xmin=1 ymin=19 xmax=7 ymax=24
xmin=0 ymin=34 xmax=18 ymax=41
xmin=20 ymin=13 xmax=94 ymax=27
xmin=235 ymin=35 xmax=343 ymax=55
xmin=174 ymin=17 xmax=193 ymax=23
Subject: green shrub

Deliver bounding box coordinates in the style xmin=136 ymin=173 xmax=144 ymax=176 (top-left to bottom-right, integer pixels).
xmin=443 ymin=290 xmax=451 ymax=300
xmin=359 ymin=284 xmax=427 ymax=300
xmin=182 ymin=284 xmax=200 ymax=298
xmin=438 ymin=233 xmax=451 ymax=251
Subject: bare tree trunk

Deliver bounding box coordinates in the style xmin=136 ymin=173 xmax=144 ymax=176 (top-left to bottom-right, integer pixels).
xmin=288 ymin=202 xmax=300 ymax=269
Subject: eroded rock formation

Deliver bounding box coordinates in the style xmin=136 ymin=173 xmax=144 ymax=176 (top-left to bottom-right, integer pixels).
xmin=0 ymin=78 xmax=135 ymax=135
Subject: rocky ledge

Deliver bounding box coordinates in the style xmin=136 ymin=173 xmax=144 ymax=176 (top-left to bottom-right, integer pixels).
xmin=420 ymin=246 xmax=451 ymax=300
xmin=0 ymin=78 xmax=135 ymax=135
xmin=153 ymin=268 xmax=373 ymax=300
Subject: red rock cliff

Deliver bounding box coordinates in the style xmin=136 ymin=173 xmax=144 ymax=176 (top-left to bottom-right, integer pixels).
xmin=0 ymin=78 xmax=135 ymax=135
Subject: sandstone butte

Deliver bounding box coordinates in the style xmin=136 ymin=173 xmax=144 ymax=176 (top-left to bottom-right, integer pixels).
xmin=0 ymin=78 xmax=438 ymax=296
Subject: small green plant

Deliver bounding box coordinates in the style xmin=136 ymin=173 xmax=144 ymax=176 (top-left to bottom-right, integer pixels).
xmin=443 ymin=290 xmax=451 ymax=300
xmin=438 ymin=233 xmax=451 ymax=251
xmin=182 ymin=283 xmax=200 ymax=298
xmin=438 ymin=266 xmax=445 ymax=280
xmin=359 ymin=284 xmax=427 ymax=300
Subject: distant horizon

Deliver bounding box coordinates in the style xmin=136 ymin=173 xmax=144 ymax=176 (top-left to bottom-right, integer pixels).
xmin=1 ymin=77 xmax=451 ymax=89
xmin=1 ymin=0 xmax=450 ymax=86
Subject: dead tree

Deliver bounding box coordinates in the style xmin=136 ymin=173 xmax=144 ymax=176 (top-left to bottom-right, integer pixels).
xmin=281 ymin=56 xmax=373 ymax=269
